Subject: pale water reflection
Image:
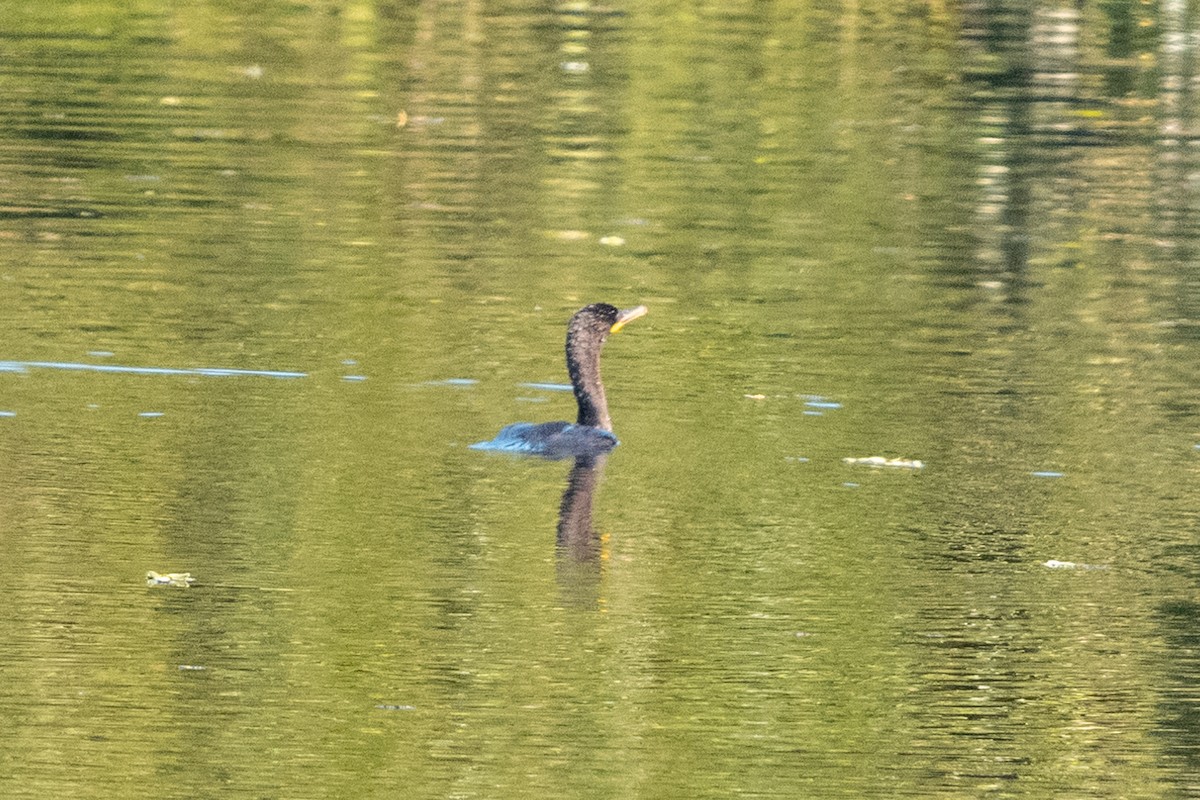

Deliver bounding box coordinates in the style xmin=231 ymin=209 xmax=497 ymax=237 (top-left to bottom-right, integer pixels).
xmin=1 ymin=1 xmax=1199 ymax=799
xmin=2 ymin=360 xmax=308 ymax=379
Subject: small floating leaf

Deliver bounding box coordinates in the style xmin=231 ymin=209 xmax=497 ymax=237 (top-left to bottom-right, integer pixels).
xmin=547 ymin=229 xmax=589 ymax=240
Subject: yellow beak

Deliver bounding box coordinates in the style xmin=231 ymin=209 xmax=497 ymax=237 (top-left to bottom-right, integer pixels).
xmin=610 ymin=305 xmax=648 ymax=333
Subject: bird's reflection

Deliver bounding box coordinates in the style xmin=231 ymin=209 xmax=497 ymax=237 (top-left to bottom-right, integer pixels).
xmin=554 ymin=454 xmax=608 ymax=608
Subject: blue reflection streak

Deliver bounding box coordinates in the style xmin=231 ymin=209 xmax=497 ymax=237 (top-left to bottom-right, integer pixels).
xmin=518 ymin=382 xmax=573 ymax=392
xmin=423 ymin=378 xmax=478 ymax=387
xmin=1 ymin=360 xmax=307 ymax=379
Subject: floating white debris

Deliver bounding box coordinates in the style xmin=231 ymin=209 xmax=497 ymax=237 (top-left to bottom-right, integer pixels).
xmin=843 ymin=456 xmax=924 ymax=469
xmin=744 ymin=394 xmax=767 ymax=400
xmin=1042 ymin=559 xmax=1107 ymax=571
xmin=147 ymin=571 xmax=195 ymax=587
xmin=599 ymin=235 xmax=625 ymax=246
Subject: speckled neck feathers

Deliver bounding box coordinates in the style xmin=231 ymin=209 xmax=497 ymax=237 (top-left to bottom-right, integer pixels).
xmin=565 ymin=306 xmax=616 ymax=431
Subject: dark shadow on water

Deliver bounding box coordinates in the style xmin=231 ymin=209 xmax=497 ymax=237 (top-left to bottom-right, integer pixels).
xmin=554 ymin=454 xmax=608 ymax=609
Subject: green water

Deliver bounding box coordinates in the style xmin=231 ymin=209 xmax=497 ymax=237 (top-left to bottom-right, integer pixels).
xmin=1 ymin=1 xmax=1199 ymax=797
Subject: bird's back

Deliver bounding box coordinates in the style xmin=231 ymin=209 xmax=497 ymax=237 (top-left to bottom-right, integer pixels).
xmin=469 ymin=421 xmax=618 ymax=460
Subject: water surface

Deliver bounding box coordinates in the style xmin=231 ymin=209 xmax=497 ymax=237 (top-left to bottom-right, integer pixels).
xmin=1 ymin=2 xmax=1199 ymax=798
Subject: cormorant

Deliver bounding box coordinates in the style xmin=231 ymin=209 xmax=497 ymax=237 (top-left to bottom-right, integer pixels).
xmin=470 ymin=303 xmax=647 ymax=459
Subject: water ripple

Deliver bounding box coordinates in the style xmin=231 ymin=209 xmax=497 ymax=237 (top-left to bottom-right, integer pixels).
xmin=0 ymin=360 xmax=308 ymax=379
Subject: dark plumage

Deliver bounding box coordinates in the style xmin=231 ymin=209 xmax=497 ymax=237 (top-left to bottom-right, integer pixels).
xmin=470 ymin=303 xmax=647 ymax=459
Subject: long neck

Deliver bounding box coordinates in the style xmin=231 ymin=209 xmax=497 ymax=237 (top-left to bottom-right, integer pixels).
xmin=566 ymin=331 xmax=611 ymax=431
